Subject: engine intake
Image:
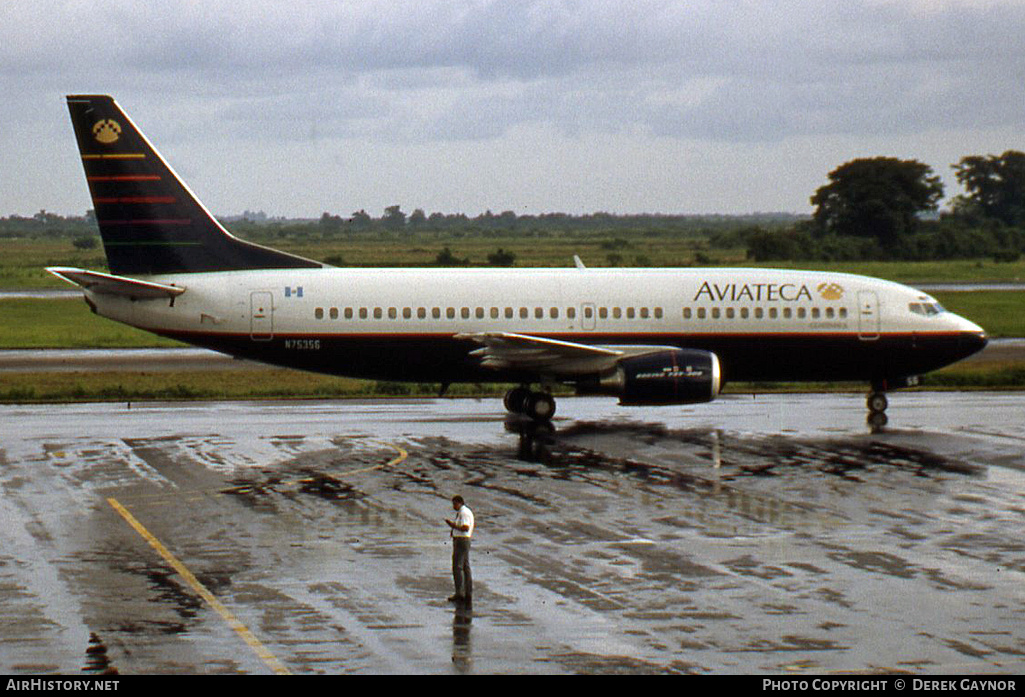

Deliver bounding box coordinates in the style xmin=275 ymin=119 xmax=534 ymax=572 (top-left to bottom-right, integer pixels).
xmin=596 ymin=349 xmax=721 ymax=405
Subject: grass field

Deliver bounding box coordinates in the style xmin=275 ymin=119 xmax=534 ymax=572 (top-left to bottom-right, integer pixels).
xmin=5 ymin=235 xmax=1025 ymax=289
xmin=0 ymin=298 xmax=184 ymax=348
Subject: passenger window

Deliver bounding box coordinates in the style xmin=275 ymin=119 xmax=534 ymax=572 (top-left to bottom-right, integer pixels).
xmin=839 ymin=307 xmax=848 ymax=319
xmin=315 ymin=308 xmax=324 ymax=319
xmin=797 ymin=308 xmax=806 ymax=319
xmin=811 ymin=308 xmax=820 ymax=319
xmin=654 ymin=307 xmax=663 ymax=319
xmin=491 ymin=307 xmax=499 ymax=319
xmin=389 ymin=307 xmax=397 ymax=319
xmin=519 ymin=307 xmax=528 ymax=319
xmin=403 ymin=307 xmax=411 ymax=319
xmin=535 ymin=307 xmax=543 ymax=319
xmin=329 ymin=307 xmax=338 ymax=319
xmin=640 ymin=308 xmax=649 ymax=319
xmin=584 ymin=306 xmax=593 ymax=319
xmin=599 ymin=307 xmax=608 ymax=319
xmin=711 ymin=308 xmax=720 ymax=319
xmin=613 ymin=307 xmax=622 ymax=319
xmin=505 ymin=307 xmax=514 ymax=319
xmin=783 ymin=308 xmax=791 ymax=319
xmin=683 ymin=307 xmax=692 ymax=319
xmin=417 ymin=307 xmax=426 ymax=319
xmin=476 ymin=307 xmax=484 ymax=319
xmin=567 ymin=307 xmax=576 ymax=319
xmin=432 ymin=307 xmax=441 ymax=319
xmin=374 ymin=307 xmax=383 ymax=319
xmin=826 ymin=307 xmax=834 ymax=319
xmin=627 ymin=308 xmax=635 ymax=319
xmin=447 ymin=308 xmax=456 ymax=319
xmin=769 ymin=307 xmax=778 ymax=319
xmin=461 ymin=307 xmax=470 ymax=319
xmin=725 ymin=308 xmax=734 ymax=319
xmin=740 ymin=307 xmax=748 ymax=319
xmin=345 ymin=308 xmax=353 ymax=320
xmin=697 ymin=308 xmax=707 ymax=319
xmin=550 ymin=307 xmax=559 ymax=319
xmin=359 ymin=307 xmax=368 ymax=319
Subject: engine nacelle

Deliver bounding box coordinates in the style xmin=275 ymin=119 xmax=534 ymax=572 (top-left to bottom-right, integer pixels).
xmin=596 ymin=349 xmax=721 ymax=406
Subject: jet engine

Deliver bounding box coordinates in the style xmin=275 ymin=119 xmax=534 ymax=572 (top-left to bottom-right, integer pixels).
xmin=591 ymin=349 xmax=722 ymax=405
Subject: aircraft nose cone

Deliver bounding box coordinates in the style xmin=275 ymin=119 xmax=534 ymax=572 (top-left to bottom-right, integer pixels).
xmin=960 ymin=330 xmax=988 ymax=357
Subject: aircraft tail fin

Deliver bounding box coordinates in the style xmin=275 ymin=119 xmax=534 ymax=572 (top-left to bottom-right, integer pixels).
xmin=66 ymin=95 xmax=322 ymax=276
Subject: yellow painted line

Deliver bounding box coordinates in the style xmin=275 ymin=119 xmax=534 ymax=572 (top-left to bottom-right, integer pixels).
xmin=342 ymin=441 xmax=408 ymax=476
xmin=106 ymin=497 xmax=290 ymax=675
xmin=82 ymin=153 xmax=147 ymax=159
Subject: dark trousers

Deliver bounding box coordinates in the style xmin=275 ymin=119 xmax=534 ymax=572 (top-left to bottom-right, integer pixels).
xmin=452 ymin=537 xmax=472 ymax=599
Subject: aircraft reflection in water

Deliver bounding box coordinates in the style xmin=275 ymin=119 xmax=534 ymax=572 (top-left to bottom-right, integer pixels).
xmin=52 ymin=95 xmax=987 ymax=428
xmin=505 ymin=418 xmax=983 ymax=538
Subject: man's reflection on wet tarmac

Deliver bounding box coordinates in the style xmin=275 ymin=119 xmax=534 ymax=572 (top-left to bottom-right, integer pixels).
xmin=451 ymin=602 xmax=473 ymax=673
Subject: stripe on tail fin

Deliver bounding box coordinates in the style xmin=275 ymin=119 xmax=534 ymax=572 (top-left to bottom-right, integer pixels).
xmin=66 ymin=95 xmax=322 ymax=276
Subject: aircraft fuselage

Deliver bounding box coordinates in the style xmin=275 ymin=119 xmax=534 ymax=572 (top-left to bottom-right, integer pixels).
xmin=83 ymin=265 xmax=987 ymax=387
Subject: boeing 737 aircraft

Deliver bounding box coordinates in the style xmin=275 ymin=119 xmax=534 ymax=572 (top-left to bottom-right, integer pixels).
xmin=50 ymin=95 xmax=988 ymax=428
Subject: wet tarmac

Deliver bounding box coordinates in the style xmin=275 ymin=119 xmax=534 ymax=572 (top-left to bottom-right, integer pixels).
xmin=1 ymin=394 xmax=1024 ymax=674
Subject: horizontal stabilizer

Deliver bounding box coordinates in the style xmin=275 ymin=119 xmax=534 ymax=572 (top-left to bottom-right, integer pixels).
xmin=46 ymin=266 xmax=185 ymax=299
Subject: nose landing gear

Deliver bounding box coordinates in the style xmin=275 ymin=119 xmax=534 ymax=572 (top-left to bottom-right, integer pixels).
xmin=867 ymin=389 xmax=888 ymax=432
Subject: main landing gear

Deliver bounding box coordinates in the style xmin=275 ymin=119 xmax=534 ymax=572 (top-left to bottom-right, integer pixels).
xmin=504 ymin=385 xmax=557 ymax=422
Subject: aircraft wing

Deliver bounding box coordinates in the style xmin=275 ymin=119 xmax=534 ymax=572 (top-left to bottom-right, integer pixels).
xmin=455 ymin=331 xmax=679 ymax=376
xmin=46 ymin=267 xmax=185 ymax=299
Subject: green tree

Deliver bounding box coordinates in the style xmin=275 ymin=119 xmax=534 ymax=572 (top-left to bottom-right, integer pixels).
xmin=408 ymin=208 xmax=427 ymax=230
xmin=951 ymin=150 xmax=1025 ymax=226
xmin=350 ymin=209 xmax=372 ymax=230
xmin=810 ymin=157 xmax=943 ymax=246
xmin=486 ymin=248 xmax=516 ymax=266
xmin=383 ymin=205 xmax=406 ymax=231
xmin=72 ymin=234 xmax=98 ymax=250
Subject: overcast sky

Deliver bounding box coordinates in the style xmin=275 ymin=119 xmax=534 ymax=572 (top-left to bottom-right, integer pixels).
xmin=2 ymin=0 xmax=1023 ymax=218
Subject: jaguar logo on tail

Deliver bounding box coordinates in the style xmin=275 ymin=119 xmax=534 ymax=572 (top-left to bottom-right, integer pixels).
xmin=92 ymin=119 xmax=121 ymax=144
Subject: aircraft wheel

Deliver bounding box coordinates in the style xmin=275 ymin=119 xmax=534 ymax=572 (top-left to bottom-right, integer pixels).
xmin=525 ymin=392 xmax=556 ymax=422
xmin=867 ymin=392 xmax=888 ymax=413
xmin=868 ymin=410 xmax=888 ymax=431
xmin=504 ymin=386 xmax=530 ymax=414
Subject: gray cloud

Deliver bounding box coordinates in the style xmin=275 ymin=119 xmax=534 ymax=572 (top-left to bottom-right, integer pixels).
xmin=3 ymin=0 xmax=1024 ymax=215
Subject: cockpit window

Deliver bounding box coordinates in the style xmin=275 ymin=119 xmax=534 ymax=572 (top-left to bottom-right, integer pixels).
xmin=909 ymin=302 xmax=944 ymax=316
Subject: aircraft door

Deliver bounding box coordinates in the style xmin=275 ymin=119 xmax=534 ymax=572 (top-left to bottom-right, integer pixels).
xmin=250 ymin=291 xmax=274 ymax=341
xmin=857 ymin=290 xmax=880 ymax=340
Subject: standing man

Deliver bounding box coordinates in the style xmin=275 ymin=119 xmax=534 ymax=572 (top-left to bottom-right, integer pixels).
xmin=445 ymin=495 xmax=474 ymax=603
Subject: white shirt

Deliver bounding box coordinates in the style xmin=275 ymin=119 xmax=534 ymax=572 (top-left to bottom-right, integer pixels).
xmin=453 ymin=505 xmax=474 ymax=538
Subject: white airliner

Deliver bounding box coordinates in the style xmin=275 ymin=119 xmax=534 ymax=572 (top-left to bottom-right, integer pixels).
xmin=50 ymin=95 xmax=988 ymax=427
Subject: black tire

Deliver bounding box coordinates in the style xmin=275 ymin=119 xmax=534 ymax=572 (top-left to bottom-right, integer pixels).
xmin=526 ymin=392 xmax=556 ymax=421
xmin=867 ymin=392 xmax=888 ymax=413
xmin=504 ymin=386 xmax=530 ymax=413
xmin=868 ymin=410 xmax=888 ymax=430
